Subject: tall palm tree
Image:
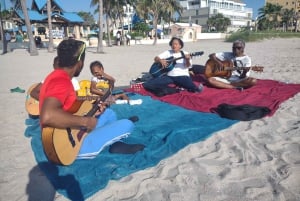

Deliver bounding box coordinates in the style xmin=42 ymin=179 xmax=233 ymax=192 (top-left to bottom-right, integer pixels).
xmin=163 ymin=0 xmax=182 ymax=27
xmin=258 ymin=3 xmax=282 ymax=30
xmin=281 ymin=8 xmax=294 ymax=31
xmin=96 ymin=0 xmax=104 ymax=53
xmin=47 ymin=0 xmax=54 ymax=52
xmin=103 ymin=0 xmax=115 ymax=47
xmin=90 ymin=0 xmax=104 ymax=53
xmin=17 ymin=0 xmax=38 ymax=55
xmin=136 ymin=0 xmax=182 ymax=45
xmin=0 ymin=6 xmax=11 ymax=54
xmin=91 ymin=0 xmax=116 ymax=47
xmin=207 ymin=13 xmax=230 ymax=32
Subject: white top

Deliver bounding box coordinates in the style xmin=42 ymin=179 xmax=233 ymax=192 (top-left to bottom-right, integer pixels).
xmin=158 ymin=50 xmax=192 ymax=77
xmin=41 ymin=77 xmax=80 ymax=91
xmin=71 ymin=77 xmax=80 ymax=91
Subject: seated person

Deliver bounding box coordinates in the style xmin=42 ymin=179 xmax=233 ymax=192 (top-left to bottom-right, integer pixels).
xmin=206 ymin=39 xmax=257 ymax=91
xmin=143 ymin=37 xmax=203 ymax=97
xmin=39 ymin=39 xmax=144 ymax=161
xmin=89 ymin=61 xmax=130 ymax=104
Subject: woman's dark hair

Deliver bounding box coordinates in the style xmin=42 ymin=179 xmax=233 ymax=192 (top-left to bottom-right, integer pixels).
xmin=57 ymin=39 xmax=86 ymax=68
xmin=169 ymin=37 xmax=184 ymax=48
xmin=89 ymin=60 xmax=103 ymax=73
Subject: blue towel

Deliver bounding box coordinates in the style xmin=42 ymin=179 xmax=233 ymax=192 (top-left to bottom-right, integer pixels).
xmin=25 ymin=94 xmax=237 ymax=200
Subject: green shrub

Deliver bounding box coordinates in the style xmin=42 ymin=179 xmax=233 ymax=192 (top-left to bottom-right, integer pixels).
xmin=226 ymin=30 xmax=300 ymax=42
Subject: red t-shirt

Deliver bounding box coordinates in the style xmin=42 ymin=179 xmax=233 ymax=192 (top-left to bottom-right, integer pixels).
xmin=39 ymin=69 xmax=77 ymax=113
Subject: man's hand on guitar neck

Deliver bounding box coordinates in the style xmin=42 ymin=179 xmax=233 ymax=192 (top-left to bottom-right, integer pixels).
xmin=83 ymin=102 xmax=106 ymax=132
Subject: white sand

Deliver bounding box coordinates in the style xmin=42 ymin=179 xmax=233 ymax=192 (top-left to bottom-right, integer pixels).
xmin=0 ymin=38 xmax=299 ymax=201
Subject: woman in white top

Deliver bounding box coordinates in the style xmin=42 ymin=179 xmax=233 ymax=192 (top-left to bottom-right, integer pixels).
xmin=143 ymin=37 xmax=203 ymax=96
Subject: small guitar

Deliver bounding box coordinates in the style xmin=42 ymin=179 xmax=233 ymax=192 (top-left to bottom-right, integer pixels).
xmin=149 ymin=51 xmax=204 ymax=78
xmin=25 ymin=83 xmax=99 ymax=116
xmin=42 ymin=88 xmax=112 ymax=165
xmin=204 ymin=59 xmax=264 ymax=78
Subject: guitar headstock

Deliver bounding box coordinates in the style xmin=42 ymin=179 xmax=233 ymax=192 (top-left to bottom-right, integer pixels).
xmin=190 ymin=51 xmax=204 ymax=58
xmin=251 ymin=66 xmax=264 ymax=72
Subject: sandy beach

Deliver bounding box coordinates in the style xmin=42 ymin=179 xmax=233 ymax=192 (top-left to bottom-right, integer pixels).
xmin=0 ymin=38 xmax=299 ymax=201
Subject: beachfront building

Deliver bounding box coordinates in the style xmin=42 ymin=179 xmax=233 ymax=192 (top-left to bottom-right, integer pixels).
xmin=11 ymin=0 xmax=84 ymax=39
xmin=178 ymin=0 xmax=253 ymax=32
xmin=169 ymin=23 xmax=202 ymax=41
xmin=267 ymin=0 xmax=300 ymax=12
xmin=266 ymin=0 xmax=300 ymax=31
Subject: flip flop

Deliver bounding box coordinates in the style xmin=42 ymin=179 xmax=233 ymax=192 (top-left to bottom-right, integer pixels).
xmin=10 ymin=87 xmax=25 ymax=93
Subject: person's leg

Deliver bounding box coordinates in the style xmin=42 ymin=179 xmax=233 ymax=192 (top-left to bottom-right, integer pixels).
xmin=173 ymin=76 xmax=202 ymax=92
xmin=142 ymin=76 xmax=173 ymax=90
xmin=207 ymin=77 xmax=235 ymax=89
xmin=232 ymin=77 xmax=257 ymax=88
xmin=142 ymin=76 xmax=175 ymax=96
xmin=95 ymin=108 xmax=117 ymax=128
xmin=78 ymin=119 xmax=144 ymax=156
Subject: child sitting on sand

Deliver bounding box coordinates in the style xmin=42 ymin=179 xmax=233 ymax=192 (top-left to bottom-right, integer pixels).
xmin=89 ymin=61 xmax=142 ymax=105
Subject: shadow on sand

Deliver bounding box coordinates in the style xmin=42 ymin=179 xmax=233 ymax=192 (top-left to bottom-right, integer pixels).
xmin=26 ymin=163 xmax=84 ymax=201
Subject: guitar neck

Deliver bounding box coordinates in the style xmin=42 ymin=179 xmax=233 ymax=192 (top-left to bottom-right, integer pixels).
xmin=85 ymin=89 xmax=111 ymax=117
xmin=77 ymin=96 xmax=98 ymax=101
xmin=170 ymin=51 xmax=204 ymax=63
xmin=225 ymin=66 xmax=250 ymax=71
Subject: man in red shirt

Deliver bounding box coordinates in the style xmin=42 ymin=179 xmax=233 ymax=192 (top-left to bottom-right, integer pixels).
xmin=40 ymin=39 xmax=143 ymax=163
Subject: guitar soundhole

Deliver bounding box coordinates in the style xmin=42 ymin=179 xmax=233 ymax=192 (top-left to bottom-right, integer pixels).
xmin=66 ymin=128 xmax=76 ymax=147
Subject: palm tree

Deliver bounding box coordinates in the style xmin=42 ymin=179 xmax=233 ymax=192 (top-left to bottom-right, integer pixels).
xmin=163 ymin=0 xmax=182 ymax=27
xmin=91 ymin=0 xmax=116 ymax=47
xmin=136 ymin=0 xmax=182 ymax=45
xmin=207 ymin=13 xmax=231 ymax=32
xmin=90 ymin=0 xmax=104 ymax=53
xmin=47 ymin=0 xmax=54 ymax=52
xmin=258 ymin=3 xmax=282 ymax=30
xmin=13 ymin=0 xmax=38 ymax=55
xmin=96 ymin=0 xmax=104 ymax=53
xmin=281 ymin=8 xmax=294 ymax=31
xmin=103 ymin=0 xmax=114 ymax=47
xmin=0 ymin=6 xmax=11 ymax=54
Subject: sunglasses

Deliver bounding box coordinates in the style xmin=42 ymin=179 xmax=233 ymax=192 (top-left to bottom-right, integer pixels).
xmin=232 ymin=46 xmax=243 ymax=50
xmin=77 ymin=43 xmax=86 ymax=61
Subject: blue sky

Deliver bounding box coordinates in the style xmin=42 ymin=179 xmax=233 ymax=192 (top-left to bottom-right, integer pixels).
xmin=2 ymin=0 xmax=265 ymax=19
xmin=243 ymin=0 xmax=266 ymax=18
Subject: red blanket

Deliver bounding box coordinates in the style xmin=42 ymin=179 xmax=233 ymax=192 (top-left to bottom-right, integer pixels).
xmin=127 ymin=77 xmax=300 ymax=116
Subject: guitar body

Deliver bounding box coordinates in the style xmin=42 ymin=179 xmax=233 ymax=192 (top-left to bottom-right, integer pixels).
xmin=205 ymin=59 xmax=264 ymax=78
xmin=25 ymin=83 xmax=40 ymax=116
xmin=205 ymin=59 xmax=233 ymax=78
xmin=149 ymin=56 xmax=175 ymax=77
xmin=42 ymin=100 xmax=93 ymax=165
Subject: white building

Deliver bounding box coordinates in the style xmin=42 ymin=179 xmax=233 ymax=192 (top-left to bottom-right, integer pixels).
xmin=178 ymin=0 xmax=253 ymax=32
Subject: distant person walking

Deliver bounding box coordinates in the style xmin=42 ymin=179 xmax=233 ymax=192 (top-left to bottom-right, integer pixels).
xmin=125 ymin=33 xmax=131 ymax=46
xmin=2 ymin=31 xmax=11 ymax=54
xmin=116 ymin=31 xmax=121 ymax=46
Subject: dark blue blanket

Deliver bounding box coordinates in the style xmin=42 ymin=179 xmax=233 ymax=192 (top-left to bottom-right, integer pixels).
xmin=25 ymin=94 xmax=237 ymax=200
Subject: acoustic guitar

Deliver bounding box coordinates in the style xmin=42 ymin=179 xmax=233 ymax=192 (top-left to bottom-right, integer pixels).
xmin=204 ymin=59 xmax=264 ymax=78
xmin=25 ymin=83 xmax=40 ymax=116
xmin=25 ymin=83 xmax=99 ymax=116
xmin=149 ymin=51 xmax=204 ymax=78
xmin=42 ymin=88 xmax=112 ymax=166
